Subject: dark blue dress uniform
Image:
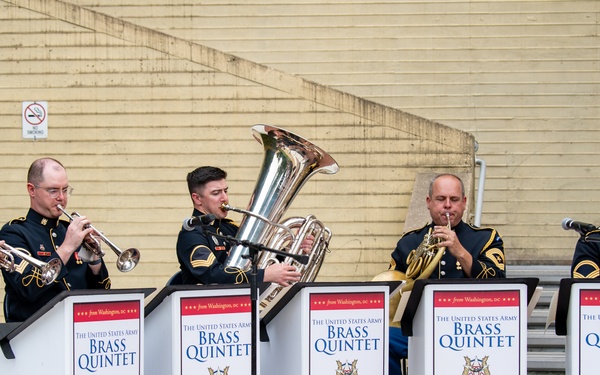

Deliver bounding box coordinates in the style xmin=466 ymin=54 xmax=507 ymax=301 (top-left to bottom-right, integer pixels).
xmin=388 ymin=220 xmax=506 ymax=375
xmin=176 ymin=208 xmax=266 ymax=285
xmin=391 ymin=220 xmax=506 ymax=279
xmin=1 ymin=208 xmax=111 ymax=322
xmin=571 ymin=230 xmax=600 ymax=278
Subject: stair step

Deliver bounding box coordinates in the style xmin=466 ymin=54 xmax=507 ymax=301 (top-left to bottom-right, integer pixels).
xmin=527 ymin=352 xmax=566 ymax=372
xmin=528 ymin=332 xmax=565 ymax=349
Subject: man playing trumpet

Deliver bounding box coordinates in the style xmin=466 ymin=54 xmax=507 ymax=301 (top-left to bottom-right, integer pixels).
xmin=1 ymin=158 xmax=110 ymax=322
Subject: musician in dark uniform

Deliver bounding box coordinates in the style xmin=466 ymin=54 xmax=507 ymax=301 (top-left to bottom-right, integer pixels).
xmin=176 ymin=166 xmax=306 ymax=286
xmin=386 ymin=173 xmax=506 ymax=375
xmin=1 ymin=158 xmax=110 ymax=322
xmin=571 ymin=231 xmax=600 ymax=278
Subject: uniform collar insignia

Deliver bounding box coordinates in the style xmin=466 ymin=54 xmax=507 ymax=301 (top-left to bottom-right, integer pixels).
xmin=26 ymin=208 xmax=59 ymax=228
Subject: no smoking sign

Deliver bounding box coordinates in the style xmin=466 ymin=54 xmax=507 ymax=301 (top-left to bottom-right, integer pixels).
xmin=22 ymin=101 xmax=48 ymax=139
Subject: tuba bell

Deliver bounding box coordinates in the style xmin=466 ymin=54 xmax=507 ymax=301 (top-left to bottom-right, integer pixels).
xmin=223 ymin=124 xmax=339 ymax=307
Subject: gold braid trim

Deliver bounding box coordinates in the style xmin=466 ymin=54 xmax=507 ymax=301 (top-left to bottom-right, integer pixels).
xmin=99 ymin=277 xmax=111 ymax=289
xmin=475 ymin=261 xmax=497 ymax=278
xmin=22 ymin=267 xmax=47 ymax=288
xmin=572 ymin=260 xmax=600 ymax=278
xmin=224 ymin=266 xmax=248 ymax=284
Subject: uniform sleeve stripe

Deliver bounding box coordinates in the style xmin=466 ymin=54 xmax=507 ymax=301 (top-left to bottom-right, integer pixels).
xmin=572 ymin=260 xmax=600 ymax=278
xmin=191 ymin=252 xmax=216 ymax=268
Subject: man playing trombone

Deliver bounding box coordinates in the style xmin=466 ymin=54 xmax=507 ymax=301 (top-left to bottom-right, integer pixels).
xmin=1 ymin=158 xmax=110 ymax=322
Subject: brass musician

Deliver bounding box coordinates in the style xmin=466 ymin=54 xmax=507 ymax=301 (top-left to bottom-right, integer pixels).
xmin=382 ymin=173 xmax=506 ymax=375
xmin=1 ymin=158 xmax=111 ymax=322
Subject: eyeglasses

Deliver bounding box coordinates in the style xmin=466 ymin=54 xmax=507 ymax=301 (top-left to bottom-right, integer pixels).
xmin=35 ymin=186 xmax=74 ymax=199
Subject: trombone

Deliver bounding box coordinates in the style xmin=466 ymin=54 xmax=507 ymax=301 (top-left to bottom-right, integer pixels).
xmin=0 ymin=241 xmax=62 ymax=285
xmin=57 ymin=205 xmax=140 ymax=272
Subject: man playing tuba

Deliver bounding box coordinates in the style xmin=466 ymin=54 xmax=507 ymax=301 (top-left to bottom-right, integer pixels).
xmin=385 ymin=173 xmax=506 ymax=375
xmin=176 ymin=166 xmax=312 ymax=287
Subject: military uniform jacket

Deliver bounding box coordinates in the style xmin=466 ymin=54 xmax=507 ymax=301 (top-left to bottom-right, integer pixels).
xmin=571 ymin=230 xmax=600 ymax=278
xmin=391 ymin=221 xmax=506 ymax=279
xmin=1 ymin=208 xmax=111 ymax=322
xmin=176 ymin=208 xmax=266 ymax=285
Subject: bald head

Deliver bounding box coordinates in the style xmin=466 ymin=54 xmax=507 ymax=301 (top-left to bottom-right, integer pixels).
xmin=28 ymin=158 xmax=65 ymax=186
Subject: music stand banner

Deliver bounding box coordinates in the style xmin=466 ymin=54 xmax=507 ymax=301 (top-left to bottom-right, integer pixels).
xmin=180 ymin=294 xmax=252 ymax=374
xmin=260 ymin=283 xmax=389 ymax=375
xmin=559 ymin=285 xmax=600 ymax=375
xmin=144 ymin=285 xmax=254 ymax=375
xmin=405 ymin=282 xmax=528 ymax=375
xmin=309 ymin=291 xmax=386 ymax=374
xmin=0 ymin=289 xmax=152 ymax=374
xmin=578 ymin=289 xmax=600 ymax=373
xmin=432 ymin=289 xmax=521 ymax=374
xmin=73 ymin=300 xmax=142 ymax=375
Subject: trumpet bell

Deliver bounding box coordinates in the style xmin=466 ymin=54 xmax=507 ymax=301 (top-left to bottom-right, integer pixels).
xmin=57 ymin=204 xmax=140 ymax=272
xmin=41 ymin=258 xmax=63 ymax=285
xmin=116 ymin=248 xmax=140 ymax=273
xmin=0 ymin=242 xmax=62 ymax=285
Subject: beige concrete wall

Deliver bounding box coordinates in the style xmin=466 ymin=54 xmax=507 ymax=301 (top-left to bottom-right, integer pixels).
xmin=0 ymin=0 xmax=475 ymax=321
xmin=59 ymin=0 xmax=598 ymax=265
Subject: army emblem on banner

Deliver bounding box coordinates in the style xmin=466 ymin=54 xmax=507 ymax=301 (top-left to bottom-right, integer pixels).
xmin=335 ymin=359 xmax=358 ymax=375
xmin=208 ymin=366 xmax=229 ymax=375
xmin=462 ymin=355 xmax=491 ymax=375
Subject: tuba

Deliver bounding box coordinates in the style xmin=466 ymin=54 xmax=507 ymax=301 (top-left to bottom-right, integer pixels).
xmin=373 ymin=213 xmax=451 ymax=327
xmin=257 ymin=214 xmax=332 ymax=309
xmin=223 ymin=124 xmax=339 ymax=306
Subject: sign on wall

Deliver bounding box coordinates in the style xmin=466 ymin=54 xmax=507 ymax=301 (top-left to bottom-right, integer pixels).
xmin=22 ymin=101 xmax=48 ymax=139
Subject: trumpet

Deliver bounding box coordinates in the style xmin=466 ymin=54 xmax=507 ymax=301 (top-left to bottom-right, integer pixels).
xmin=57 ymin=205 xmax=140 ymax=272
xmin=0 ymin=241 xmax=62 ymax=285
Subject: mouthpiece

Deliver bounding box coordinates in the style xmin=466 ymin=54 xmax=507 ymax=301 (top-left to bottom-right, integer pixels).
xmin=221 ymin=203 xmax=245 ymax=214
